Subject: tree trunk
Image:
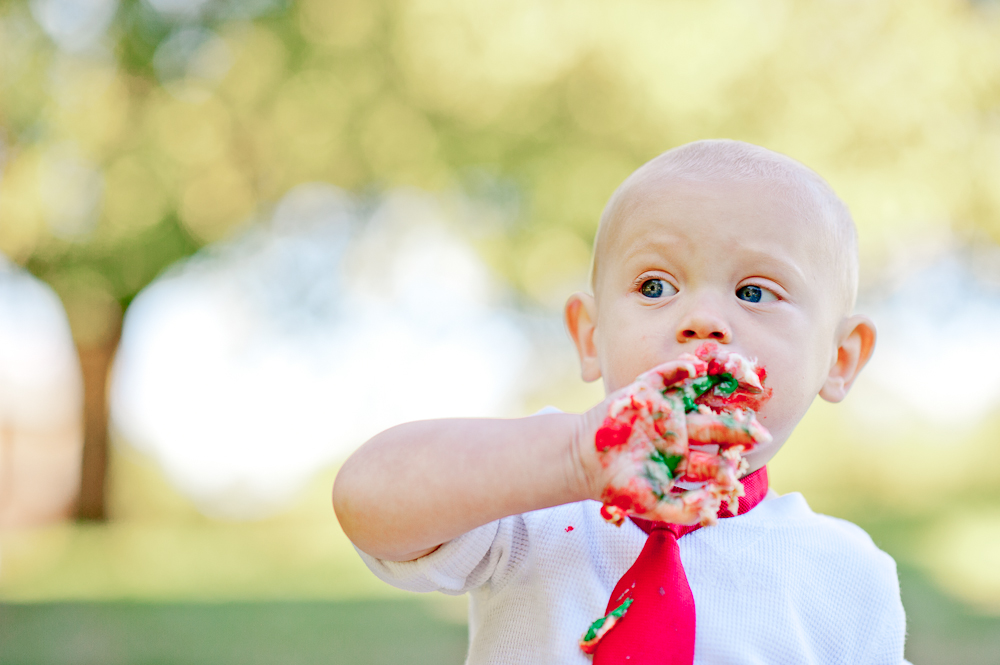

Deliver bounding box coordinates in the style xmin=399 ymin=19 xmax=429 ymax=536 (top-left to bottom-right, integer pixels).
xmin=74 ymin=322 xmax=121 ymax=521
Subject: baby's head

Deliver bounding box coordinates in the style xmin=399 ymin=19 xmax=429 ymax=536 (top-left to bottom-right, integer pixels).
xmin=566 ymin=139 xmax=876 ymax=470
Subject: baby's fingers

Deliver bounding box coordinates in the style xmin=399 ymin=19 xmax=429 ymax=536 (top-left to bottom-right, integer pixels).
xmin=638 ymin=495 xmax=704 ymax=526
xmin=686 ymin=409 xmax=771 ymax=446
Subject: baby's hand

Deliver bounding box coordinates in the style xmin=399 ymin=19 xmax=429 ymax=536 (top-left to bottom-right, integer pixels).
xmin=580 ymin=358 xmax=703 ymax=526
xmin=581 ymin=346 xmax=771 ymax=527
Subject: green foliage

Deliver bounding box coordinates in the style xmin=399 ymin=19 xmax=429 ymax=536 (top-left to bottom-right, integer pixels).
xmin=26 ymin=214 xmax=199 ymax=308
xmin=3 ymin=0 xmax=1000 ymax=310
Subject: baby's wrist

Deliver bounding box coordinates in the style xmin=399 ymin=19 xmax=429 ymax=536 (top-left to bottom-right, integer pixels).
xmin=569 ymin=402 xmax=609 ymax=503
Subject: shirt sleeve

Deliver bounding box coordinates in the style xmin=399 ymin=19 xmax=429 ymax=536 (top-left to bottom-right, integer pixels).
xmin=355 ymin=512 xmax=529 ymax=596
xmin=354 ymin=407 xmax=559 ymax=596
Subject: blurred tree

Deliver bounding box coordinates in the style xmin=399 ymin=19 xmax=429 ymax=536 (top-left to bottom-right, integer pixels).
xmin=2 ymin=0 xmax=1000 ymax=519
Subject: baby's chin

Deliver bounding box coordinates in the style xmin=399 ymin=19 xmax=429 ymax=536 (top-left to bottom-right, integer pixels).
xmin=741 ymin=435 xmax=786 ymax=475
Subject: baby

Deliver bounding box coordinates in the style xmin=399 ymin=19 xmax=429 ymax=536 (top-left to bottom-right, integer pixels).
xmin=333 ymin=140 xmax=907 ymax=664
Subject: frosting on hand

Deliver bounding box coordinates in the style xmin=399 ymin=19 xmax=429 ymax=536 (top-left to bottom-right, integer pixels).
xmin=595 ymin=342 xmax=772 ymax=527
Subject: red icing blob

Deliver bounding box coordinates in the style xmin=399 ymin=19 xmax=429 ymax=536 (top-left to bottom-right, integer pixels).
xmin=595 ymin=419 xmax=633 ymax=451
xmin=706 ymin=358 xmax=727 ymax=376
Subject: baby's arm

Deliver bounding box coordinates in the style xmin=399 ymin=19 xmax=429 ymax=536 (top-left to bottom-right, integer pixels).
xmin=333 ymin=408 xmax=606 ymax=562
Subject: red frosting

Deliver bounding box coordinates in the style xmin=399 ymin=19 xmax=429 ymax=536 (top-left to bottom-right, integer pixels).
xmin=595 ymin=417 xmax=635 ymax=452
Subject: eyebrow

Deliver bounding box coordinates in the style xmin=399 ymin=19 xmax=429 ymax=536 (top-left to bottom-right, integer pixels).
xmin=731 ymin=246 xmax=808 ymax=287
xmin=617 ymin=235 xmax=683 ymax=269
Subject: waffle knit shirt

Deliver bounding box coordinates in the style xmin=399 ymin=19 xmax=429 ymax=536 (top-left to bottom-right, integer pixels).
xmin=357 ymin=489 xmax=908 ymax=664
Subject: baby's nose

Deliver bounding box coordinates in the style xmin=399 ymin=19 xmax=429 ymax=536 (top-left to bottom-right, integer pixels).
xmin=677 ymin=314 xmax=731 ymax=343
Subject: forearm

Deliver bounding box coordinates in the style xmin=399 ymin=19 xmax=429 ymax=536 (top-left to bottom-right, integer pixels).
xmin=332 ymin=412 xmax=601 ymax=562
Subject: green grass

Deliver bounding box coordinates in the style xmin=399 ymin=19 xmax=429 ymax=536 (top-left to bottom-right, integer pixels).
xmin=3 ymin=445 xmax=1000 ymax=664
xmin=2 ymin=560 xmax=1000 ymax=664
xmin=0 ymin=599 xmax=468 ymax=665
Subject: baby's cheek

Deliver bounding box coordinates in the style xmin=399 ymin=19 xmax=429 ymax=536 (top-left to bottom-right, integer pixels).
xmin=751 ymin=373 xmax=812 ymax=446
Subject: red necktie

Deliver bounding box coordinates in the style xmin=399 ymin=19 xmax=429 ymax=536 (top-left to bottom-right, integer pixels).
xmin=590 ymin=466 xmax=770 ymax=664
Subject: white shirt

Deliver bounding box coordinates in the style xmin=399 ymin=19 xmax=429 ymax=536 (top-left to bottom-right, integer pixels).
xmin=357 ymin=491 xmax=908 ymax=664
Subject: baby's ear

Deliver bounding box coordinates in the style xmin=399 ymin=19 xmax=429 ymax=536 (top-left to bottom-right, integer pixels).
xmin=565 ymin=292 xmax=602 ymax=383
xmin=819 ymin=315 xmax=877 ymax=403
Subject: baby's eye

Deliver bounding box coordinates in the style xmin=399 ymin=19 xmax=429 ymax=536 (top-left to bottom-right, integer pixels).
xmin=736 ymin=284 xmax=777 ymax=303
xmin=639 ymin=278 xmax=678 ymax=299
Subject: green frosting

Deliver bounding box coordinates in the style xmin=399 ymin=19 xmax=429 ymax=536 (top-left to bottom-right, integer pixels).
xmin=677 ymin=372 xmax=738 ymax=413
xmin=648 ymin=449 xmax=684 ymax=478
xmin=583 ymin=598 xmax=634 ymax=642
xmin=715 ymin=374 xmax=739 ymax=396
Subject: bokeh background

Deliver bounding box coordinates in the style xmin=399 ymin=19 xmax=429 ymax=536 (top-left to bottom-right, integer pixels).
xmin=1 ymin=0 xmax=1000 ymax=662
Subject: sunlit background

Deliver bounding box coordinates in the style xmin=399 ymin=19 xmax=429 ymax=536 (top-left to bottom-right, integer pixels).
xmin=1 ymin=0 xmax=1000 ymax=662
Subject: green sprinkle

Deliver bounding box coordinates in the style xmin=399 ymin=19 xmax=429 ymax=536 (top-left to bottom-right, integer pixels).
xmin=583 ymin=618 xmax=604 ymax=643
xmin=610 ymin=598 xmax=633 ymax=618
xmin=583 ymin=598 xmax=634 ymax=642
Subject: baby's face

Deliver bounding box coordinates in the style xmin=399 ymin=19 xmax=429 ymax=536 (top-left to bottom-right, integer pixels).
xmin=588 ymin=176 xmax=848 ymax=468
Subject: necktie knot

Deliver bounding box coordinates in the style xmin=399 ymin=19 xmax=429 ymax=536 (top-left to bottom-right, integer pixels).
xmin=651 ymin=523 xmax=680 ymax=538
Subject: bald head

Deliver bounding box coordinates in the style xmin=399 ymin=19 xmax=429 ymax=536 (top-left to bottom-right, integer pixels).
xmin=591 ymin=139 xmax=859 ymax=315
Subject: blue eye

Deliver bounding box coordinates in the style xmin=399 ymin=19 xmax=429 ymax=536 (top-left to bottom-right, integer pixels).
xmin=736 ymin=285 xmax=776 ymax=303
xmin=640 ymin=278 xmax=677 ymax=298
xmin=737 ymin=285 xmax=762 ymax=302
